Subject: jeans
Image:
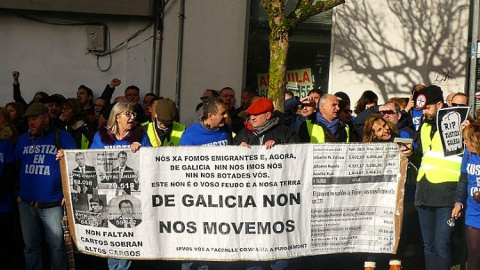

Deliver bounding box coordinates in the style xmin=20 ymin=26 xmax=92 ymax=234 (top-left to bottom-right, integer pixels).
xmin=18 ymin=201 xmax=67 ymax=270
xmin=416 ymin=206 xmax=454 ymax=270
xmin=108 ymin=258 xmax=131 ymax=270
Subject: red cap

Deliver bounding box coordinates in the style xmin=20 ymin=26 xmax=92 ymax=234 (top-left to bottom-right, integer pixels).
xmin=246 ymin=97 xmax=274 ymax=115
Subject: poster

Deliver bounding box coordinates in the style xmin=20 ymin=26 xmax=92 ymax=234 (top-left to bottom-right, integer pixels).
xmin=436 ymin=107 xmax=470 ymax=156
xmin=257 ymin=68 xmax=313 ymax=98
xmin=61 ymin=143 xmax=405 ymax=261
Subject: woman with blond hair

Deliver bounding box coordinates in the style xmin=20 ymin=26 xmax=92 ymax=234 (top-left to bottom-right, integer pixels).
xmin=90 ymin=102 xmax=150 ymax=150
xmin=90 ymin=101 xmax=150 ymax=270
xmin=452 ymin=121 xmax=480 ymax=270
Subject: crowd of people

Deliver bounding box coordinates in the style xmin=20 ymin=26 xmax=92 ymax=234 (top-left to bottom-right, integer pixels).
xmin=0 ymin=69 xmax=479 ymax=270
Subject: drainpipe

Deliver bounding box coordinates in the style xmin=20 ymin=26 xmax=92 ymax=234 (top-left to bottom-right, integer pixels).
xmin=469 ymin=0 xmax=479 ymax=112
xmin=175 ymin=0 xmax=186 ymax=108
xmin=152 ymin=0 xmax=170 ymax=97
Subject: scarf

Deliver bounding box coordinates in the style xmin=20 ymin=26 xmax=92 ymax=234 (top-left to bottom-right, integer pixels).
xmin=316 ymin=112 xmax=340 ymax=135
xmin=245 ymin=117 xmax=279 ymax=136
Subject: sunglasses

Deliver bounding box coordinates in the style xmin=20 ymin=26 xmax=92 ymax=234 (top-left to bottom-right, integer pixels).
xmin=200 ymin=96 xmax=209 ymax=101
xmin=381 ymin=110 xmax=397 ymax=115
xmin=451 ymin=103 xmax=467 ymax=107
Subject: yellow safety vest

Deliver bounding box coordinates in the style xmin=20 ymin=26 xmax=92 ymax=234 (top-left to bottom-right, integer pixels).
xmin=146 ymin=121 xmax=185 ymax=147
xmin=305 ymin=120 xmax=349 ymax=143
xmin=80 ymin=134 xmax=89 ymax=149
xmin=417 ymin=123 xmax=461 ymax=183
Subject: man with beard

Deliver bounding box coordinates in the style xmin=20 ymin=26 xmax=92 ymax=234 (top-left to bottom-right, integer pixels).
xmin=234 ymin=97 xmax=300 ymax=148
xmin=414 ymin=85 xmax=462 ymax=270
xmin=15 ymin=102 xmax=77 ymax=269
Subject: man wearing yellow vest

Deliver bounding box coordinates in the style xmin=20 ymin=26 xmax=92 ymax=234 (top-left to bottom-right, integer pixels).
xmin=298 ymin=94 xmax=349 ymax=143
xmin=145 ymin=98 xmax=185 ymax=147
xmin=414 ymin=85 xmax=461 ymax=270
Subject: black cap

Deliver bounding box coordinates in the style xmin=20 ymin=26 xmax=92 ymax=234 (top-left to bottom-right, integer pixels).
xmin=40 ymin=94 xmax=65 ymax=105
xmin=415 ymin=85 xmax=443 ymax=109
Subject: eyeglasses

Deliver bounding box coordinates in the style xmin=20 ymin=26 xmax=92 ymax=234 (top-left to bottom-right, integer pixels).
xmin=123 ymin=111 xmax=137 ymax=118
xmin=451 ymin=103 xmax=467 ymax=107
xmin=381 ymin=110 xmax=397 ymax=115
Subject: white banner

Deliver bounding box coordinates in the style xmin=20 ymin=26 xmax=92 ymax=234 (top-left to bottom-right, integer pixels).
xmin=61 ymin=143 xmax=405 ymax=261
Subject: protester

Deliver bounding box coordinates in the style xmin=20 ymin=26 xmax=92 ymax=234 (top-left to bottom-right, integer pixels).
xmin=298 ymin=94 xmax=349 ymax=143
xmin=16 ymin=102 xmax=77 ymax=270
xmin=77 ymin=85 xmax=95 ymax=123
xmin=354 ymin=90 xmax=378 ymax=115
xmin=12 ymin=70 xmax=48 ymax=107
xmin=308 ymin=89 xmax=323 ymax=107
xmin=450 ymin=92 xmax=468 ymax=107
xmin=60 ymin=98 xmax=93 ymax=149
xmin=354 ymin=101 xmax=417 ymax=145
xmin=0 ymin=123 xmax=16 ymax=269
xmin=6 ymin=102 xmax=26 ymax=134
xmin=196 ymin=89 xmax=220 ymax=117
xmin=91 ymin=102 xmax=150 ymax=150
xmin=41 ymin=94 xmax=65 ymax=129
xmin=0 ymin=107 xmax=19 ymax=145
xmin=234 ymin=97 xmax=299 ymax=270
xmin=99 ymin=78 xmax=122 ymax=104
xmin=141 ymin=93 xmax=157 ymax=126
xmin=89 ymin=101 xmax=151 ymax=270
xmin=452 ymin=121 xmax=480 ymax=270
xmin=284 ymin=96 xmax=303 ymax=133
xmin=299 ymin=96 xmax=317 ymax=120
xmin=145 ymin=98 xmax=185 ymax=147
xmin=339 ymin=99 xmax=358 ymax=142
xmin=180 ymin=97 xmax=233 ymax=270
xmin=414 ymin=85 xmax=461 ymax=270
xmin=406 ymin=84 xmax=426 ymax=132
xmin=180 ymin=97 xmax=232 ymax=146
xmin=235 ymin=97 xmax=300 ymax=148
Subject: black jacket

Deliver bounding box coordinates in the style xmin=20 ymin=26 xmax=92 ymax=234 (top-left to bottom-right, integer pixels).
xmin=234 ymin=123 xmax=301 ymax=146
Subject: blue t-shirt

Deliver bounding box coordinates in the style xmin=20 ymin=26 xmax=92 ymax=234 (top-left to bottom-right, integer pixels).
xmin=15 ymin=129 xmax=77 ymax=202
xmin=461 ymin=148 xmax=480 ymax=229
xmin=0 ymin=140 xmax=15 ymax=213
xmin=179 ymin=122 xmax=230 ymax=146
xmin=90 ymin=131 xmax=152 ymax=149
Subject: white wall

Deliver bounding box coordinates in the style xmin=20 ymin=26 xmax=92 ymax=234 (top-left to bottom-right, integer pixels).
xmin=0 ymin=10 xmax=154 ymax=103
xmin=0 ymin=1 xmax=249 ymax=127
xmin=329 ymin=0 xmax=470 ymax=108
xmin=159 ymin=0 xmax=249 ymax=126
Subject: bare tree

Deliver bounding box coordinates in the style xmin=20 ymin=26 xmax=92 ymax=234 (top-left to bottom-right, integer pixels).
xmin=333 ymin=0 xmax=468 ymax=101
xmin=261 ymin=0 xmax=344 ymax=111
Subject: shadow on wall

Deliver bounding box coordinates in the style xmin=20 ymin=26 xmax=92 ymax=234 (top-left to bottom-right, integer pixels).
xmin=333 ymin=0 xmax=469 ymax=100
